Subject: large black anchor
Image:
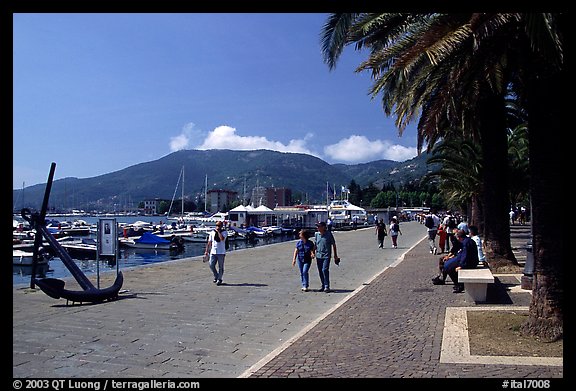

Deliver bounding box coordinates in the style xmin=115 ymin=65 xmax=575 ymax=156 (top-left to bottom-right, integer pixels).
xmin=22 ymin=163 xmax=123 ymax=304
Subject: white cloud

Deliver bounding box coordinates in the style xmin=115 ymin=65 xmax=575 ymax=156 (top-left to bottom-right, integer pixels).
xmin=197 ymin=125 xmax=318 ymax=156
xmin=169 ymin=122 xmax=204 ymax=152
xmin=324 ymin=135 xmax=417 ymax=163
xmin=170 ymin=124 xmax=417 ymax=164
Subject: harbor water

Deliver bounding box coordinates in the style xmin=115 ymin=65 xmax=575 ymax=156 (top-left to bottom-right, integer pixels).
xmin=13 ymin=215 xmax=297 ymax=286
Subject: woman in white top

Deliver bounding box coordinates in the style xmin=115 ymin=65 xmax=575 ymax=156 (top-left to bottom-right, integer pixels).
xmin=389 ymin=217 xmax=402 ymax=249
xmin=468 ymin=225 xmax=486 ymax=266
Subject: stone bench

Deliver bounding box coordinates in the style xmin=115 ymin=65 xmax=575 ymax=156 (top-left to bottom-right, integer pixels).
xmin=457 ymin=267 xmax=494 ymax=303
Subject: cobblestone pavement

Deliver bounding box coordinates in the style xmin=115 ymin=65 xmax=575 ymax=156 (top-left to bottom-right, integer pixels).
xmin=246 ymin=223 xmax=564 ymax=379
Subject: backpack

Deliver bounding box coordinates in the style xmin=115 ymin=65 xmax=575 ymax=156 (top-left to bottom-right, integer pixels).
xmin=448 ymin=216 xmax=456 ymax=229
xmin=393 ymin=223 xmax=400 ymax=232
xmin=424 ymin=215 xmax=434 ymax=229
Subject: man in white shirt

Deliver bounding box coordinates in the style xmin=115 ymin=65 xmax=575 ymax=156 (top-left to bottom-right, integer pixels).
xmin=425 ymin=210 xmax=441 ymax=254
xmin=205 ymin=221 xmax=228 ymax=285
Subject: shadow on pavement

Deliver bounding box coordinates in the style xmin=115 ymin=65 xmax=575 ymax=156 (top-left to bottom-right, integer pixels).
xmin=485 ymin=276 xmax=514 ymax=304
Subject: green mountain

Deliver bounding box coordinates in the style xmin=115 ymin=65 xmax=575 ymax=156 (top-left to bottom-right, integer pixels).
xmin=12 ymin=149 xmax=435 ymax=212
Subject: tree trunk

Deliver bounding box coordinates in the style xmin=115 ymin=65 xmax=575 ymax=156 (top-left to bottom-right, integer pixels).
xmin=520 ymin=66 xmax=564 ymax=342
xmin=470 ymin=193 xmax=484 ymax=235
xmin=478 ymin=91 xmax=518 ymax=268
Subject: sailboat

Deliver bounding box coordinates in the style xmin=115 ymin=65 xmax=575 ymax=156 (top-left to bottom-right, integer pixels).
xmin=167 ymin=166 xmax=185 ymax=218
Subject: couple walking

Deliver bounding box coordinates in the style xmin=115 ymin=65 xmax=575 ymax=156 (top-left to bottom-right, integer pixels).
xmin=292 ymin=221 xmax=340 ymax=293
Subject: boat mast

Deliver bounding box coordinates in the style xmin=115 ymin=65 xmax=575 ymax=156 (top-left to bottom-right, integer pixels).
xmin=243 ymin=176 xmax=247 ymax=206
xmin=204 ymin=174 xmax=208 ymax=212
xmin=167 ymin=166 xmax=184 ymax=217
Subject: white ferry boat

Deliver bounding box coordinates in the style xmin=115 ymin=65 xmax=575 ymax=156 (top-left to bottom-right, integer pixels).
xmin=179 ymin=211 xmax=228 ymax=227
xmin=327 ymin=200 xmax=367 ymax=226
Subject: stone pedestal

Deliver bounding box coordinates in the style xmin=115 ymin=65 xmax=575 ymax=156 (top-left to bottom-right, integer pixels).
xmin=521 ymin=275 xmax=533 ymax=290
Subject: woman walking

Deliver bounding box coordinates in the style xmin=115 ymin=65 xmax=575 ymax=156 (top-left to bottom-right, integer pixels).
xmin=292 ymin=229 xmax=315 ymax=292
xmin=389 ymin=217 xmax=402 ymax=249
xmin=375 ymin=219 xmax=387 ymax=248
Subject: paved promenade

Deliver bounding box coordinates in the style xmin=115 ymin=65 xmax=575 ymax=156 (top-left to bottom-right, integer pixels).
xmin=13 ymin=221 xmax=563 ymax=380
xmin=246 ymin=223 xmax=563 ymax=379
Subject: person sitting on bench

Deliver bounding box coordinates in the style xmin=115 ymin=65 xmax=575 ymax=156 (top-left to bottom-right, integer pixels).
xmin=432 ymin=229 xmax=479 ymax=292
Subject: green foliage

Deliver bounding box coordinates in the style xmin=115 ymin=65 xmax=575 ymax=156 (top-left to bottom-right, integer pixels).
xmin=365 ymin=183 xmax=443 ymax=209
xmin=157 ymin=200 xmax=170 ymax=215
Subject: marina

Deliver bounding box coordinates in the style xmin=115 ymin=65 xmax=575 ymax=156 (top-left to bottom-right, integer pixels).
xmin=12 ymin=214 xmax=298 ymax=286
xmin=12 ymin=195 xmax=380 ymax=287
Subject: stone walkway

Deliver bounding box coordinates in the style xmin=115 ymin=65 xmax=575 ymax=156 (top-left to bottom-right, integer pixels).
xmin=246 ymin=223 xmax=563 ymax=379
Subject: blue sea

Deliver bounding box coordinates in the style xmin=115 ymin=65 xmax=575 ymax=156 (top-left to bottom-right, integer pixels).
xmin=13 ymin=215 xmax=296 ymax=286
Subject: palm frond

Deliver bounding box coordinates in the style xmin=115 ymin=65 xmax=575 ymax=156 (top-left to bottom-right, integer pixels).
xmin=524 ymin=13 xmax=563 ymax=71
xmin=320 ymin=13 xmax=361 ymax=70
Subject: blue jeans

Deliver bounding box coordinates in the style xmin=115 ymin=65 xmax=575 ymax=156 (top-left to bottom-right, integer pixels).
xmin=316 ymin=257 xmax=330 ymax=289
xmin=297 ymin=259 xmax=311 ymax=288
xmin=428 ymin=229 xmax=437 ymax=251
xmin=209 ymin=254 xmax=225 ymax=281
xmin=443 ymin=257 xmax=459 ymax=283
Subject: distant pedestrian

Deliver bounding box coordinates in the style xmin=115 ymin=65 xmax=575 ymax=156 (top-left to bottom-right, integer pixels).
xmin=375 ymin=219 xmax=388 ymax=248
xmin=437 ymin=224 xmax=447 ymax=254
xmin=443 ymin=212 xmax=457 ymax=252
xmin=509 ymin=209 xmax=516 ymax=225
xmin=469 ymin=225 xmax=486 ymax=267
xmin=204 ymin=221 xmax=228 ymax=285
xmin=292 ymin=229 xmax=315 ymax=292
xmin=519 ymin=206 xmax=527 ymax=225
xmin=457 ymin=217 xmax=469 ymax=235
xmin=314 ymin=221 xmax=340 ymax=293
xmin=326 ymin=218 xmax=333 ymax=231
xmin=424 ymin=210 xmax=441 ymax=254
xmin=389 ymin=217 xmax=402 ymax=249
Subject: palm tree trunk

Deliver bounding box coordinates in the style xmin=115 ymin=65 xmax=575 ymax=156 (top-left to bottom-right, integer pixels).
xmin=470 ymin=193 xmax=484 ymax=235
xmin=478 ymin=90 xmax=518 ymax=267
xmin=520 ymin=67 xmax=564 ymax=342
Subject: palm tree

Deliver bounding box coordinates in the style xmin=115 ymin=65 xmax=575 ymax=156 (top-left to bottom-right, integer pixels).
xmin=321 ymin=12 xmax=564 ymax=341
xmin=516 ymin=15 xmax=564 ymax=342
xmin=423 ymin=135 xmax=484 ymax=231
xmin=322 ymin=13 xmax=516 ymax=263
xmin=507 ymin=120 xmax=530 ymax=209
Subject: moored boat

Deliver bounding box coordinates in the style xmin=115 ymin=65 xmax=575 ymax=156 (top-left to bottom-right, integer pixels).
xmin=328 ymin=200 xmax=367 ymax=226
xmin=119 ymin=232 xmax=184 ymax=251
xmin=13 ymin=248 xmax=52 ymax=266
xmin=59 ymin=237 xmax=98 ymax=259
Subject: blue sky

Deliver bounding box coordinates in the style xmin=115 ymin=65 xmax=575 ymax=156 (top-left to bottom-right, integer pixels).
xmin=13 ymin=13 xmax=419 ymax=189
